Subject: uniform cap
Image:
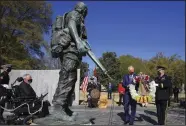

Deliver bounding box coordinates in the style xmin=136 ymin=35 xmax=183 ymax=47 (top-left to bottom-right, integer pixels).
xmin=1 ymin=64 xmax=12 ymax=69
xmin=156 ymin=65 xmax=166 ymax=70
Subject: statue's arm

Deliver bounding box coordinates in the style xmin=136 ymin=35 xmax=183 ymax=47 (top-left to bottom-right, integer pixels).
xmin=82 ymin=24 xmax=87 ymax=40
xmin=68 ymin=17 xmax=81 ymax=46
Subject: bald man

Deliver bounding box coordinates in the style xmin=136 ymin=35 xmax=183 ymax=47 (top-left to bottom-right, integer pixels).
xmin=122 ymin=66 xmax=139 ymax=125
xmin=19 ymin=74 xmax=36 ymax=98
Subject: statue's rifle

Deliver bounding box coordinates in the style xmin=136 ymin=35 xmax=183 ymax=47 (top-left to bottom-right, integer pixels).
xmin=82 ymin=40 xmax=115 ymax=125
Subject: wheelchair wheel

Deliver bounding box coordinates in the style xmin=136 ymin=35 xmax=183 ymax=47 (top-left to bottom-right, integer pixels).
xmin=23 ymin=115 xmax=33 ymax=125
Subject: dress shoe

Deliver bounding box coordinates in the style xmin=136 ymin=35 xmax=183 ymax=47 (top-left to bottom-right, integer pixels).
xmin=124 ymin=121 xmax=129 ymax=125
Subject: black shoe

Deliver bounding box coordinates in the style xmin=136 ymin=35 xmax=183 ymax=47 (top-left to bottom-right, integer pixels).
xmin=124 ymin=121 xmax=129 ymax=125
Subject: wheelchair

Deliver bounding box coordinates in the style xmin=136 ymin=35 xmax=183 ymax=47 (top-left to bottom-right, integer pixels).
xmin=0 ymin=77 xmax=50 ymax=125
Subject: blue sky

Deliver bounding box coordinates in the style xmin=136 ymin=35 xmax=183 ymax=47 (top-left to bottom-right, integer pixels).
xmin=44 ymin=1 xmax=185 ymax=70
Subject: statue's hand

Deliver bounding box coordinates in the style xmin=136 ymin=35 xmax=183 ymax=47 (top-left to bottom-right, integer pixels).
xmin=77 ymin=41 xmax=88 ymax=55
xmin=52 ymin=45 xmax=63 ymax=53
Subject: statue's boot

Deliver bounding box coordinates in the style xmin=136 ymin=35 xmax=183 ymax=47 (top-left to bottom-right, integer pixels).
xmin=65 ymin=106 xmax=78 ymax=117
xmin=64 ymin=105 xmax=90 ymax=125
xmin=54 ymin=105 xmax=75 ymax=122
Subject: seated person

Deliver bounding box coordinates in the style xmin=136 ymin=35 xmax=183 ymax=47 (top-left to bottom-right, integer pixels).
xmin=19 ymin=74 xmax=36 ymax=99
xmin=17 ymin=74 xmax=50 ymax=117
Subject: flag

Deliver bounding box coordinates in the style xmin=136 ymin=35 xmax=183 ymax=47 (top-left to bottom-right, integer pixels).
xmin=93 ymin=67 xmax=97 ymax=77
xmin=80 ymin=72 xmax=89 ymax=92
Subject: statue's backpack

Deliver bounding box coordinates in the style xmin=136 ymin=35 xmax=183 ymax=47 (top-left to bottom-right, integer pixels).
xmin=50 ymin=13 xmax=71 ymax=58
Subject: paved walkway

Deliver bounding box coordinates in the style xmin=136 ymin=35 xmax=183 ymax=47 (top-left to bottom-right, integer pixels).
xmin=70 ymin=105 xmax=185 ymax=125
xmin=33 ymin=104 xmax=185 ymax=125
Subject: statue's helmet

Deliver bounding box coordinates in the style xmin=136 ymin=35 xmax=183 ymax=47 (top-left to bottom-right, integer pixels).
xmin=74 ymin=2 xmax=88 ymax=18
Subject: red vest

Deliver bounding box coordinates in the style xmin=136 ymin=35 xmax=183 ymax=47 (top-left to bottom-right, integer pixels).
xmin=118 ymin=83 xmax=125 ymax=94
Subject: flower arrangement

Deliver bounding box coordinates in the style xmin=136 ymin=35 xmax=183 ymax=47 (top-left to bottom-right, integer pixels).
xmin=129 ymin=74 xmax=157 ymax=104
xmin=98 ymin=95 xmax=108 ymax=109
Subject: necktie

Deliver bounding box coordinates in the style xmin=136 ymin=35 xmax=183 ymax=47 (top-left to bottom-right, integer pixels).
xmin=129 ymin=75 xmax=133 ymax=83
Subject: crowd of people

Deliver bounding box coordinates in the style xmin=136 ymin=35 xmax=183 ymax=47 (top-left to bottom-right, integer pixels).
xmin=106 ymin=65 xmax=179 ymax=125
xmin=0 ymin=64 xmax=181 ymax=125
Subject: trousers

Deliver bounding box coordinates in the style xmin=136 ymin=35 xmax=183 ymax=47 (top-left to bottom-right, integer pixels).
xmin=174 ymin=93 xmax=179 ymax=103
xmin=108 ymin=91 xmax=112 ymax=99
xmin=156 ymin=100 xmax=168 ymax=125
xmin=52 ymin=55 xmax=80 ymax=106
xmin=124 ymin=92 xmax=137 ymax=124
xmin=119 ymin=93 xmax=124 ymax=105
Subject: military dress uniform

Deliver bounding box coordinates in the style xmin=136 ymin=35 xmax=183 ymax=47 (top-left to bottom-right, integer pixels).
xmin=155 ymin=66 xmax=172 ymax=125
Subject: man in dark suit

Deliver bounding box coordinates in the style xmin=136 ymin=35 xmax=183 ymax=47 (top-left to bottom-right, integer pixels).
xmin=122 ymin=66 xmax=138 ymax=125
xmin=155 ymin=66 xmax=172 ymax=125
xmin=173 ymin=86 xmax=179 ymax=103
xmin=107 ymin=82 xmax=113 ymax=99
xmin=19 ymin=74 xmax=36 ymax=99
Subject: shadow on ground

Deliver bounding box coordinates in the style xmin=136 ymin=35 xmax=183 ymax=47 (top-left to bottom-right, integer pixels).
xmin=144 ymin=110 xmax=157 ymax=117
xmin=117 ymin=112 xmax=143 ymax=123
xmin=139 ymin=114 xmax=158 ymax=125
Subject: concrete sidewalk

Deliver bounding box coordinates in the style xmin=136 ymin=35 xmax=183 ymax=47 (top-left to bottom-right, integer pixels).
xmin=33 ymin=105 xmax=185 ymax=125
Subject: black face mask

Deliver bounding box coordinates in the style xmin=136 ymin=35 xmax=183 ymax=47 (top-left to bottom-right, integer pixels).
xmin=7 ymin=68 xmax=12 ymax=72
xmin=28 ymin=79 xmax=32 ymax=84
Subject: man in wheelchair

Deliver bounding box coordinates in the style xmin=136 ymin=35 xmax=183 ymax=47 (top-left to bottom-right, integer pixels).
xmin=0 ymin=74 xmax=50 ymax=124
xmin=13 ymin=74 xmax=50 ymax=118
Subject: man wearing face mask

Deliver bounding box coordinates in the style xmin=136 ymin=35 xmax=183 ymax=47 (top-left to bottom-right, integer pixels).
xmin=18 ymin=74 xmax=50 ymax=117
xmin=19 ymin=74 xmax=36 ymax=99
xmin=155 ymin=66 xmax=172 ymax=125
xmin=122 ymin=66 xmax=138 ymax=125
xmin=0 ymin=64 xmax=12 ymax=124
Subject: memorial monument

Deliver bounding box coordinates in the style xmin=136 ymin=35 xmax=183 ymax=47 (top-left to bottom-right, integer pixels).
xmin=34 ymin=2 xmax=112 ymax=125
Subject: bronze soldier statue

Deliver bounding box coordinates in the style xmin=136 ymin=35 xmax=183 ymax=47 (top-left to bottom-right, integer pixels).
xmin=51 ymin=2 xmax=111 ymax=122
xmin=51 ymin=2 xmax=89 ymax=122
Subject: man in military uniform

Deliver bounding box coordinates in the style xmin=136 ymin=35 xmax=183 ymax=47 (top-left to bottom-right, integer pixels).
xmin=155 ymin=66 xmax=172 ymax=125
xmin=0 ymin=64 xmax=12 ymax=85
xmin=51 ymin=2 xmax=88 ymax=121
xmin=0 ymin=64 xmax=12 ymax=124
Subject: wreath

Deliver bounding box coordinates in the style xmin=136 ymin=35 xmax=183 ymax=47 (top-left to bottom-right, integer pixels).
xmin=128 ymin=75 xmax=157 ymax=103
